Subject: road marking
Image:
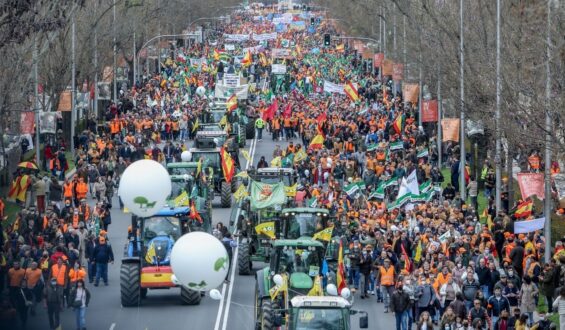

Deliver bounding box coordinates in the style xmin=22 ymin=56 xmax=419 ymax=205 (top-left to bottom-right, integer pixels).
xmin=109 ymin=323 xmax=116 ymax=330
xmin=215 ymin=138 xmax=257 ymax=330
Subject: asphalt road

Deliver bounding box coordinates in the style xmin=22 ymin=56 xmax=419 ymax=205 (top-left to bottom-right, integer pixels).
xmin=26 ymin=135 xmax=396 ymax=330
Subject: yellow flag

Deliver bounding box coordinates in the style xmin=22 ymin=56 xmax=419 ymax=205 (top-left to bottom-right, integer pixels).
xmin=294 ymin=149 xmax=307 ymax=163
xmin=271 ymin=156 xmax=281 ymax=168
xmin=241 ymin=149 xmax=251 ymax=162
xmin=269 ymin=274 xmax=288 ymax=300
xmin=123 ymin=207 xmax=130 ymax=213
xmin=233 ymin=184 xmax=249 ymax=201
xmin=174 ymin=191 xmax=190 ymax=207
xmin=255 ymin=221 xmax=276 ymax=239
xmin=145 ymin=242 xmax=156 ymax=264
xmin=414 ymin=241 xmax=423 ymax=263
xmin=307 ymin=275 xmax=324 ymax=296
xmin=284 ymin=183 xmax=298 ymax=197
xmin=192 ymin=118 xmax=200 ymax=133
xmin=235 ymin=171 xmax=249 ymax=178
xmin=312 ymin=227 xmax=334 ymax=242
xmin=219 ymin=115 xmax=228 ymax=127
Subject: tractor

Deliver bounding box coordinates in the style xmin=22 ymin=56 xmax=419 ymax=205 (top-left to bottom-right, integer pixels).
xmin=120 ymin=207 xmax=204 ymax=307
xmin=285 ymin=296 xmax=368 ymax=330
xmin=202 ymin=105 xmax=247 ymax=148
xmin=188 ymin=147 xmax=236 ymax=208
xmin=169 ymin=174 xmax=212 ymax=233
xmin=193 ymin=130 xmax=228 ymax=148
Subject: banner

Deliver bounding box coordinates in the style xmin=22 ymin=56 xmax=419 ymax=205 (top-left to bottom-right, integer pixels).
xmin=271 ymin=64 xmax=287 ymax=75
xmin=223 ymin=34 xmax=250 ymax=42
xmin=514 ymin=217 xmax=545 ymax=234
xmin=58 ymin=91 xmax=72 ymax=111
xmin=517 ymin=173 xmax=545 ymax=200
xmin=250 ymin=181 xmax=286 ymax=210
xmin=323 ymin=80 xmax=345 ymax=94
xmin=243 ymin=45 xmax=263 ymax=54
xmin=382 ymin=59 xmax=394 ymax=76
xmin=214 ymin=84 xmax=249 ymax=100
xmin=224 ymin=44 xmax=235 ymax=51
xmin=252 ymin=32 xmax=278 ymax=41
xmin=271 ymin=48 xmax=291 ymax=58
xmin=20 ymin=112 xmax=35 ymax=134
xmin=441 ymin=118 xmax=460 ymax=142
xmin=393 ymin=63 xmax=404 ymax=81
xmin=223 ymin=73 xmax=240 ymax=88
xmin=403 ymin=83 xmax=419 ymax=104
xmin=373 ymin=53 xmax=384 ymax=67
xmin=421 ymin=100 xmax=439 ymax=122
xmin=39 ymin=112 xmax=57 ymax=134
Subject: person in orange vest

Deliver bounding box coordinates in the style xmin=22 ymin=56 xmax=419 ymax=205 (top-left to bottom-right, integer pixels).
xmin=24 ymin=261 xmax=43 ymax=314
xmin=8 ymin=261 xmax=26 ymax=305
xmin=68 ymin=261 xmax=86 ymax=285
xmin=63 ymin=179 xmax=74 ymax=204
xmin=377 ymin=258 xmax=396 ymax=313
xmin=50 ymin=257 xmax=68 ymax=289
xmin=75 ymin=178 xmax=88 ymax=203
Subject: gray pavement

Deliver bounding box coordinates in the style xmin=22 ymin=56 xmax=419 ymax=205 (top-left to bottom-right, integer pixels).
xmin=26 ymin=136 xmax=396 ymax=330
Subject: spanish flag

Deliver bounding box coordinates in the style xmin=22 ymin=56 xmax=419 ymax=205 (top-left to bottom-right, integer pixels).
xmin=259 ymin=52 xmax=268 ymax=66
xmin=242 ymin=50 xmax=252 ymax=67
xmin=255 ymin=221 xmax=276 ymax=239
xmin=344 ymin=82 xmax=359 ymax=102
xmin=309 ymin=134 xmax=325 ymax=150
xmin=189 ymin=201 xmax=202 ymax=223
xmin=337 ymin=240 xmax=346 ymax=294
xmin=220 ymin=147 xmax=236 ymax=183
xmin=312 ymin=226 xmax=333 ymax=242
xmin=226 ymin=94 xmax=238 ymax=112
xmin=514 ymin=200 xmax=533 ymax=219
xmin=392 ymin=114 xmax=404 ymax=135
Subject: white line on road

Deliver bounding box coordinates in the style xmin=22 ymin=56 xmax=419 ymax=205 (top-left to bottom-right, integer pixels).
xmin=215 ymin=137 xmax=257 ymax=330
xmin=109 ymin=323 xmax=116 ymax=330
xmin=213 ymin=283 xmax=227 ymax=330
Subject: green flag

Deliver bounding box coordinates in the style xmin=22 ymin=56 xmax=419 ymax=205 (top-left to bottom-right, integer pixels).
xmin=307 ymin=197 xmax=318 ymax=208
xmin=250 ymin=181 xmax=286 ymax=210
xmin=419 ymin=180 xmax=432 ymax=194
xmin=384 ymin=177 xmax=398 ymax=188
xmin=417 ymin=149 xmax=429 ymax=158
xmin=369 ymin=183 xmax=385 ymax=200
xmin=366 ymin=143 xmax=378 ymax=152
xmin=344 ymin=182 xmax=360 ymax=197
xmin=390 ymin=141 xmax=404 ymax=151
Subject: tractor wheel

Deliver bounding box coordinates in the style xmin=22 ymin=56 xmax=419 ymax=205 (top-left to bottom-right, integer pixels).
xmin=120 ymin=263 xmax=141 ymax=307
xmin=239 ymin=136 xmax=246 ymax=148
xmin=180 ymin=286 xmax=202 ymax=305
xmin=140 ymin=288 xmax=148 ymax=299
xmin=259 ymin=298 xmax=276 ymax=330
xmin=221 ymin=181 xmax=232 ymax=208
xmin=231 ymin=179 xmax=239 ymax=193
xmin=246 ymin=120 xmax=256 ymax=139
xmin=237 ymin=242 xmax=252 ymax=275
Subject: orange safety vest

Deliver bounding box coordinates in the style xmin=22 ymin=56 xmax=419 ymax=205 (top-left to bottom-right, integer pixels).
xmin=51 ymin=264 xmax=68 ymax=286
xmin=68 ymin=268 xmax=86 ymax=283
xmin=63 ymin=183 xmax=74 ymax=198
xmin=79 ymin=205 xmax=91 ymax=221
xmin=76 ymin=182 xmax=88 ymax=199
xmin=380 ymin=266 xmax=395 ymax=286
xmin=527 ymin=261 xmax=539 ymax=278
xmin=72 ymin=214 xmax=80 ymax=229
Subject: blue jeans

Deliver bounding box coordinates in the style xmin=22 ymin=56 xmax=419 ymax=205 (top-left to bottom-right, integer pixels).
xmin=348 ymin=267 xmax=360 ymax=289
xmin=75 ymin=306 xmax=86 ymax=329
xmin=395 ymin=310 xmax=409 ymax=330
xmin=481 ymin=285 xmax=490 ymax=299
xmin=88 ymin=262 xmax=96 ymax=282
xmin=256 ymin=128 xmax=263 ymax=140
xmin=95 ymin=262 xmax=108 ymax=284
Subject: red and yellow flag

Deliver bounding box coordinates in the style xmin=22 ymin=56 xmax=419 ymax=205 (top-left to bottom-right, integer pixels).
xmin=189 ymin=201 xmax=202 ymax=223
xmin=8 ymin=174 xmax=31 ymax=202
xmin=309 ymin=134 xmax=325 ymax=150
xmin=220 ymin=147 xmax=236 ymax=183
xmin=514 ymin=200 xmax=533 ymax=219
xmin=213 ymin=49 xmax=221 ymax=61
xmin=344 ymin=82 xmax=359 ymax=102
xmin=337 ymin=240 xmax=346 ymax=294
xmin=226 ymin=94 xmax=238 ymax=112
xmin=242 ymin=50 xmax=252 ymax=67
xmin=392 ymin=114 xmax=404 ymax=135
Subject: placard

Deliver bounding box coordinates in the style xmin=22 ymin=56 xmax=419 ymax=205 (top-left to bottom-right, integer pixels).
xmin=421 ymin=100 xmax=438 ymax=122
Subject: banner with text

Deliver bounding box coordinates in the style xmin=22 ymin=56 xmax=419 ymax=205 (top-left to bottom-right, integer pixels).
xmin=422 ymin=100 xmax=439 ymax=122
xmin=517 ymin=173 xmax=545 ymax=200
xmin=441 ymin=118 xmax=460 ymax=142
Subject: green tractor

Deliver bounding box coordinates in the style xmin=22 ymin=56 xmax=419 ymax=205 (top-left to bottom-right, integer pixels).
xmin=168 ymin=174 xmax=212 ymax=233
xmin=204 ymin=105 xmax=247 ymax=148
xmin=120 ymin=207 xmax=204 ymax=307
xmin=285 ymin=296 xmax=368 ymax=330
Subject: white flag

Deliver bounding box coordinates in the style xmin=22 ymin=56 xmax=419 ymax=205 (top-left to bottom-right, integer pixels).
xmin=514 ymin=218 xmax=545 ymax=234
xmin=406 ymin=170 xmax=420 ymax=196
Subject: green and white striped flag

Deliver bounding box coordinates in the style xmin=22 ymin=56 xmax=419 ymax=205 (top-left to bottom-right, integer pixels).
xmin=384 ymin=177 xmax=398 ymax=188
xmin=369 ymin=183 xmax=385 ymax=200
xmin=417 ymin=149 xmax=429 ymax=158
xmin=387 ymin=193 xmax=411 ymax=210
xmin=366 ymin=143 xmax=378 ymax=152
xmin=356 ymin=181 xmax=367 ymax=191
xmin=390 ymin=141 xmax=404 ymax=151
xmin=419 ymin=180 xmax=432 ymax=194
xmin=344 ymin=182 xmax=360 ymax=197
xmin=307 ymin=197 xmax=318 ymax=208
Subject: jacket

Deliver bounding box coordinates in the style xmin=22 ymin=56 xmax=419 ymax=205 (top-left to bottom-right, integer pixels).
xmin=49 ymin=181 xmax=63 ymax=201
xmin=487 ymin=295 xmax=510 ymax=317
xmin=69 ymin=286 xmax=91 ymax=307
xmin=93 ymin=243 xmax=114 ymax=263
xmin=390 ymin=289 xmax=411 ymax=313
xmin=44 ymin=283 xmax=64 ymax=306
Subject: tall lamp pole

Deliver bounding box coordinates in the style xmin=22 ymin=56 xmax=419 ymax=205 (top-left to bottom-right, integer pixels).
xmin=459 ymin=0 xmax=466 ymax=200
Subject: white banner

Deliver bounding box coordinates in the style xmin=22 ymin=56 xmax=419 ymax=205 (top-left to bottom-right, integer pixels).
xmin=223 ymin=34 xmax=250 ymax=42
xmin=243 ymin=45 xmax=263 ymax=54
xmin=514 ymin=218 xmax=545 ymax=234
xmin=271 ymin=64 xmax=287 ymax=75
xmin=271 ymin=48 xmax=291 ymax=58
xmin=252 ymin=32 xmax=278 ymax=41
xmin=215 ymin=84 xmax=249 ymax=100
xmin=272 ymin=16 xmax=293 ymax=24
xmin=223 ymin=74 xmax=240 ymax=88
xmin=323 ymin=80 xmax=345 ymax=94
xmin=224 ymin=44 xmax=236 ymax=51
xmin=39 ymin=112 xmax=57 ymax=134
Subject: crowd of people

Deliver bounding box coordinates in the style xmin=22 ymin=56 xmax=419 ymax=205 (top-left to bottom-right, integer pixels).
xmin=0 ymin=4 xmax=564 ymax=330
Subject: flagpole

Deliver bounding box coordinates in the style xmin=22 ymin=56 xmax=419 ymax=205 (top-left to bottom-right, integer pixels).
xmin=543 ymin=0 xmax=552 ymax=263
xmin=459 ymin=0 xmax=466 ymax=200
xmin=495 ymin=0 xmax=502 ymax=213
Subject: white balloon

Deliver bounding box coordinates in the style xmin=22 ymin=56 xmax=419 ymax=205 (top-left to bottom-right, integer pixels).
xmin=118 ymin=160 xmax=171 ymax=217
xmin=340 ymin=288 xmax=351 ymax=299
xmin=326 ymin=284 xmax=338 ymax=296
xmin=273 ymin=274 xmax=284 ymax=286
xmin=171 ymin=274 xmax=180 ymax=285
xmin=181 ymin=151 xmax=191 ymax=162
xmin=171 ymin=232 xmax=229 ymax=291
xmin=323 ymin=172 xmax=329 ymax=179
xmin=196 ymin=86 xmax=206 ymax=96
xmin=209 ymin=289 xmax=223 ymax=300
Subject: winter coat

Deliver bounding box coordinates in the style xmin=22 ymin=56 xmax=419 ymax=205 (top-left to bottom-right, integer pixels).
xmin=49 ymin=181 xmax=63 ymax=201
xmin=92 ymin=243 xmax=114 ymax=263
xmin=519 ymin=282 xmax=538 ymax=313
xmin=390 ymin=289 xmax=411 ymax=313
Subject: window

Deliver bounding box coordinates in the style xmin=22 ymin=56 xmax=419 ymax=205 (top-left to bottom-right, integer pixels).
xmin=294 ymin=308 xmax=347 ymax=330
xmin=143 ymin=217 xmax=182 ymax=244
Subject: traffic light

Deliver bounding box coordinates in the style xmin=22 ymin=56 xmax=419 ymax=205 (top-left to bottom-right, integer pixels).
xmin=310 ymin=17 xmax=315 ymax=26
xmin=324 ymin=34 xmax=331 ymax=47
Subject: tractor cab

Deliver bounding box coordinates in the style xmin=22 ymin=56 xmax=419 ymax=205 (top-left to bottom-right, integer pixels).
xmin=281 ymin=208 xmax=330 ymax=239
xmin=288 ymin=296 xmax=368 ymax=330
xmin=194 ymin=131 xmax=227 ymax=149
xmin=249 ymin=167 xmax=297 ymax=189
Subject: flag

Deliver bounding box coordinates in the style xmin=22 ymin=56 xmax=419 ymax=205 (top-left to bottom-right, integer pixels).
xmin=514 ymin=217 xmax=545 ymax=234
xmin=392 ymin=114 xmax=404 ymax=135
xmin=220 ymin=147 xmax=236 ymax=183
xmin=235 ymin=171 xmax=249 ymax=178
xmin=294 ymin=149 xmax=307 ymax=163
xmin=284 ymin=183 xmax=298 ymax=197
xmin=234 ymin=184 xmax=249 ymax=201
xmin=337 ymin=240 xmax=346 ymax=295
xmin=369 ymin=184 xmax=385 ymax=200
xmin=192 ymin=118 xmax=200 ymax=132
xmin=282 ymin=103 xmax=292 ymax=118
xmin=226 ymin=94 xmax=238 ymax=112
xmin=307 ymin=275 xmax=324 ymax=296
xmin=309 ymin=134 xmax=325 ymax=149
xmin=344 ymin=182 xmax=360 ymax=197
xmin=7 ymin=175 xmax=31 ymax=202
xmin=213 ymin=49 xmax=221 ymax=61
xmin=388 ymin=193 xmax=411 ymax=210
xmin=282 ymin=153 xmax=294 ymax=168
xmin=262 ymin=99 xmax=277 ymax=121
xmin=145 ymin=241 xmax=157 ymax=264
xmin=270 ymin=156 xmax=281 ymax=168
xmin=312 ymin=227 xmax=333 ymax=242
xmin=481 ymin=208 xmax=494 ymax=230
xmin=366 ymin=143 xmax=378 ymax=152
xmin=241 ymin=149 xmax=251 ymax=162
xmin=335 ymin=44 xmax=345 ymax=52
xmin=255 ymin=221 xmax=276 ymax=239
xmin=397 ymin=170 xmax=419 ymax=197
xmin=344 ymin=82 xmax=359 ymax=102
xmin=419 ymin=180 xmax=432 ymax=194
xmin=219 ymin=115 xmax=228 ymax=128
xmin=269 ymin=274 xmax=288 ymax=300
xmin=189 ymin=202 xmax=202 ymax=223
xmin=259 ymin=52 xmax=268 ymax=66
xmin=307 ymin=197 xmax=318 ymax=208
xmin=417 ymin=149 xmax=429 ymax=158
xmin=400 ymin=243 xmax=412 ymax=272
xmin=389 ymin=141 xmax=404 ymax=151
xmin=514 ymin=200 xmax=533 ymax=218
xmin=384 ymin=177 xmax=399 ymax=188
xmin=414 ymin=241 xmax=423 ymax=263
xmin=242 ymin=50 xmax=252 ymax=67
xmin=174 ymin=191 xmax=190 ymax=207
xmin=250 ymin=181 xmax=286 ymax=209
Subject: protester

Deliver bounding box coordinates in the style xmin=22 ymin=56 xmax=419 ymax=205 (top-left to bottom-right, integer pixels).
xmin=69 ymin=279 xmax=90 ymax=330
